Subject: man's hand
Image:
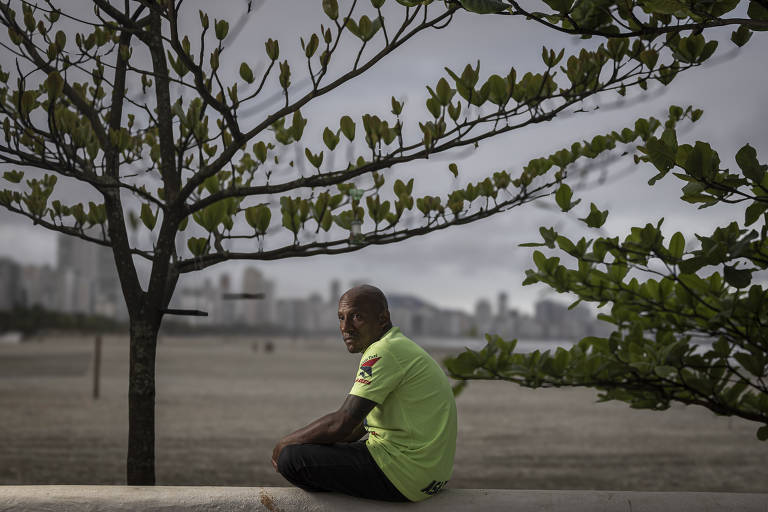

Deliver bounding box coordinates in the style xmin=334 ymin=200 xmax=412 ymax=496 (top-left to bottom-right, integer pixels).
xmin=271 ymin=440 xmax=287 ymax=471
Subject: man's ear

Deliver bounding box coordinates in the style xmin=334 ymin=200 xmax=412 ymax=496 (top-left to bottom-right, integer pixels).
xmin=379 ymin=310 xmax=391 ymax=327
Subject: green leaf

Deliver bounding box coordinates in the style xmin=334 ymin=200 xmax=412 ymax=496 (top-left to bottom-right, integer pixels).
xmin=448 ymin=163 xmax=459 ymax=178
xmin=187 ymin=237 xmax=209 ymax=257
xmin=323 ymin=127 xmax=339 ymax=150
xmin=44 ymin=71 xmax=64 ymax=98
xmin=555 ymin=183 xmax=580 ymax=211
xmin=543 ymin=0 xmax=573 ymax=13
xmin=214 ymin=19 xmax=229 ymax=40
xmin=435 ymin=77 xmax=454 ymax=106
xmin=745 ymin=201 xmax=767 ymax=226
xmin=639 ymin=0 xmax=686 ymax=15
xmin=457 ymin=0 xmax=508 ymax=14
xmin=645 ymin=137 xmax=676 ymax=172
xmin=239 ymin=62 xmax=254 ymax=83
xmin=322 ymin=0 xmax=339 ymax=19
xmin=580 ymin=202 xmax=608 ymax=228
xmin=654 ymin=365 xmax=676 ymax=378
xmin=253 ymin=141 xmax=267 ymax=163
xmin=724 ymin=266 xmax=752 ymax=288
xmin=304 ymin=33 xmax=319 ymax=58
xmin=265 ymin=38 xmax=279 ymax=60
xmin=140 ymin=203 xmax=157 ymax=230
xmin=444 ymin=350 xmax=481 ymax=376
xmin=734 ymin=352 xmax=763 ymax=377
xmin=340 ymin=115 xmax=355 ymax=141
xmin=758 ymin=425 xmax=768 ymax=441
xmin=735 ymin=144 xmax=765 ymax=183
xmin=485 ymin=74 xmax=509 ymax=105
xmin=668 ymin=231 xmax=685 ymax=259
xmin=731 ymin=25 xmax=753 ymax=46
xmin=3 ymin=170 xmax=23 ymax=183
xmin=291 ymin=110 xmax=307 ymax=140
xmin=245 ymin=204 xmax=271 ymax=234
xmin=305 ymin=148 xmax=324 ymax=168
xmin=748 ymin=1 xmax=768 ymax=30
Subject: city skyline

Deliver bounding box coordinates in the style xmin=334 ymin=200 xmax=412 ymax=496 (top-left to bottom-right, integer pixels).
xmin=0 ymin=232 xmax=571 ymax=317
xmin=0 ymin=234 xmax=605 ymax=341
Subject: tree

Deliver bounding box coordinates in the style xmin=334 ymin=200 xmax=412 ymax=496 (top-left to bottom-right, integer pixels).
xmin=443 ymin=2 xmax=768 ymax=441
xmin=0 ymin=0 xmax=763 ymax=484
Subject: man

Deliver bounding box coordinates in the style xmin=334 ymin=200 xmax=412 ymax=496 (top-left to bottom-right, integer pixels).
xmin=272 ymin=284 xmax=457 ymax=502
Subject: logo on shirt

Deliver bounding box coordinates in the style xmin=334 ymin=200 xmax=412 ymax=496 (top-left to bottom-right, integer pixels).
xmin=358 ymin=356 xmax=381 ymax=379
xmin=421 ymin=480 xmax=447 ymax=496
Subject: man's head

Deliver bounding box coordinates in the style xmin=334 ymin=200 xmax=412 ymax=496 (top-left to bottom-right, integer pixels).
xmin=337 ymin=285 xmax=392 ymax=354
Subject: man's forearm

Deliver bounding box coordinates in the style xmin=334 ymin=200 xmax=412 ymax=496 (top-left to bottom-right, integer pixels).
xmin=341 ymin=421 xmax=366 ymax=443
xmin=272 ymin=394 xmax=376 ymax=471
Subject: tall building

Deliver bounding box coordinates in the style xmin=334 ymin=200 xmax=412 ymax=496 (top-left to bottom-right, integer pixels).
xmin=497 ymin=291 xmax=508 ymax=318
xmin=21 ymin=264 xmax=59 ymax=310
xmin=0 ymin=258 xmax=23 ymax=311
xmin=57 ymin=234 xmax=123 ymax=318
xmin=240 ymin=267 xmax=276 ymax=326
xmin=329 ymin=279 xmax=341 ymax=304
xmin=474 ymin=298 xmax=493 ymax=335
xmin=217 ymin=273 xmax=235 ymax=325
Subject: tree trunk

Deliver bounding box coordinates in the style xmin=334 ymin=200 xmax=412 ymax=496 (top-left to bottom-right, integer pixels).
xmin=126 ymin=319 xmax=160 ymax=485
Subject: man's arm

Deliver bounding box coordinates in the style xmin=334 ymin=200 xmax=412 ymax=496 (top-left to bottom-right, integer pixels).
xmin=271 ymin=394 xmax=376 ymax=470
xmin=340 ymin=421 xmax=367 ymax=443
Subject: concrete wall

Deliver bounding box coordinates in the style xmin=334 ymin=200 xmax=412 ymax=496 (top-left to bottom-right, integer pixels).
xmin=0 ymin=487 xmax=767 ymax=512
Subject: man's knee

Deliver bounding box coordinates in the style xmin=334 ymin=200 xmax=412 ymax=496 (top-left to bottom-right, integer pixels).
xmin=277 ymin=444 xmax=302 ymax=477
xmin=277 ymin=444 xmax=323 ymax=492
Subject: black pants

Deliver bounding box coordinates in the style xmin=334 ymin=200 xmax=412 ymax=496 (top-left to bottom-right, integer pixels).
xmin=277 ymin=441 xmax=409 ymax=502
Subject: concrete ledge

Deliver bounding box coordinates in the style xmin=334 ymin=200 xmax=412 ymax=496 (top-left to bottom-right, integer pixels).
xmin=0 ymin=486 xmax=766 ymax=512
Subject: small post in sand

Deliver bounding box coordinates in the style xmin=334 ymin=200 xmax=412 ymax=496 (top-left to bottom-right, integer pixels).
xmin=93 ymin=335 xmax=102 ymax=400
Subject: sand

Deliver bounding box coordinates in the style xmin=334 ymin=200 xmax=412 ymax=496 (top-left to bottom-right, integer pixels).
xmin=0 ymin=333 xmax=765 ymax=491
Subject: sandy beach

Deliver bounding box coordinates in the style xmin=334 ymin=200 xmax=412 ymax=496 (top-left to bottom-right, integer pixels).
xmin=0 ymin=333 xmax=765 ymax=491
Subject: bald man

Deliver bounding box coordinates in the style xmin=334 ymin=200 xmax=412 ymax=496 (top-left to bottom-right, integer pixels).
xmin=271 ymin=285 xmax=457 ymax=502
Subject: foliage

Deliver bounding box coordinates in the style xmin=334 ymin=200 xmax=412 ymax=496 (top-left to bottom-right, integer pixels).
xmin=445 ymin=115 xmax=768 ymax=441
xmin=1 ymin=0 xmax=765 ymax=483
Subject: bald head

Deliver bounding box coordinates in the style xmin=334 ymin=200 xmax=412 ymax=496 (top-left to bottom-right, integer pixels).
xmin=337 ymin=285 xmax=392 ymax=353
xmin=340 ymin=284 xmax=389 ymax=315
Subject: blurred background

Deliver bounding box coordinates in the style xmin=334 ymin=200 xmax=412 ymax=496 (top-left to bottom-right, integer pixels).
xmin=1 ymin=0 xmax=766 ymax=491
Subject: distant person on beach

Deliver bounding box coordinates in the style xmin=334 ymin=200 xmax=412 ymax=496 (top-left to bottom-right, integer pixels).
xmin=271 ymin=284 xmax=457 ymax=502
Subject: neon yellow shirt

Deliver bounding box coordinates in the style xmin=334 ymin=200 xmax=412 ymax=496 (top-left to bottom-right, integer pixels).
xmin=349 ymin=326 xmax=457 ymax=502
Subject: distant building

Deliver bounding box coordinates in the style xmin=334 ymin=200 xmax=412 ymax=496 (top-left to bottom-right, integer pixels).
xmin=21 ymin=264 xmax=59 ymax=311
xmin=474 ymin=298 xmax=493 ymax=335
xmin=497 ymin=292 xmax=508 ymax=318
xmin=0 ymin=258 xmax=23 ymax=311
xmin=329 ymin=279 xmax=341 ymax=303
xmin=217 ymin=273 xmax=235 ymax=326
xmin=176 ymin=280 xmax=216 ymax=326
xmin=240 ymin=267 xmax=276 ymax=326
xmin=388 ymin=294 xmax=438 ymax=336
xmin=57 ymin=234 xmax=123 ymax=318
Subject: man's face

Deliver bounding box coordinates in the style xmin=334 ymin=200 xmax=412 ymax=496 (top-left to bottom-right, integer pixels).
xmin=338 ymin=294 xmax=385 ymax=354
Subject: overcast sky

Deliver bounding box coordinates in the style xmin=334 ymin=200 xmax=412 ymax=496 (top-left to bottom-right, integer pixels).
xmin=1 ymin=1 xmax=766 ymax=315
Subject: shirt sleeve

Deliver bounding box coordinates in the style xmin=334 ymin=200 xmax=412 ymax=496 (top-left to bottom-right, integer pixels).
xmin=349 ymin=348 xmax=404 ymax=404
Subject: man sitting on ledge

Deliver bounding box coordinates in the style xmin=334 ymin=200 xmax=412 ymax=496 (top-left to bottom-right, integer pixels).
xmin=271 ymin=284 xmax=457 ymax=502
